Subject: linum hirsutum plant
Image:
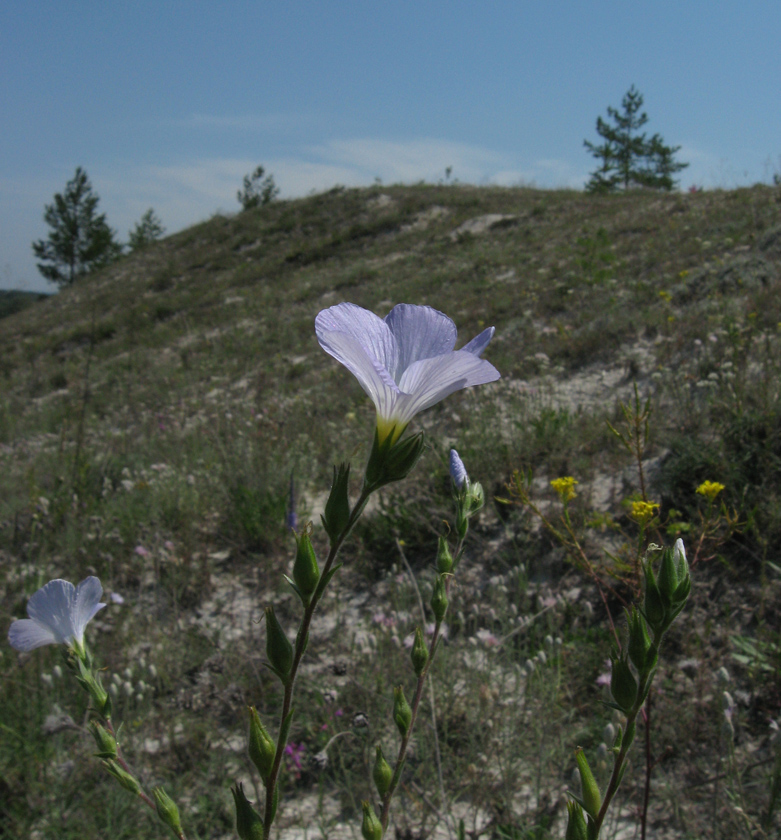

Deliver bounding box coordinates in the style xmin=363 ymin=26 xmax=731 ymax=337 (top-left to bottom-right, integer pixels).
xmin=6 ymin=302 xmax=691 ymax=840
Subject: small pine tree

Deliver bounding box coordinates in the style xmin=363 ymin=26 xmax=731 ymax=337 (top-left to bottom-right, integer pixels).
xmin=237 ymin=165 xmax=279 ymax=210
xmin=584 ymin=86 xmax=687 ymax=193
xmin=128 ymin=208 xmax=166 ymax=251
xmin=32 ymin=167 xmax=122 ymax=287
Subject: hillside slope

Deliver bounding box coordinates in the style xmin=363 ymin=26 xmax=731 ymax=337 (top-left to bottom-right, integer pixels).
xmin=2 ymin=183 xmax=781 ymax=839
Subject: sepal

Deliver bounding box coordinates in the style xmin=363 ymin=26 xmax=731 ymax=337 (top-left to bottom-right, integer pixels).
xmin=361 ymin=800 xmax=383 ymax=840
xmin=610 ymin=655 xmax=638 ymax=713
xmin=248 ymin=706 xmax=276 ymax=783
xmin=430 ymin=575 xmax=448 ymax=622
xmin=410 ymin=628 xmax=429 ymax=677
xmin=265 ymin=607 xmax=293 ymax=684
xmin=575 ymin=748 xmax=601 ymax=820
xmin=322 ymin=463 xmax=351 ymax=543
xmin=393 ymin=685 xmax=412 ymax=737
xmin=231 ymin=783 xmax=264 ymax=840
xmin=292 ymin=524 xmax=320 ymax=604
xmin=364 ymin=429 xmax=425 ymax=494
xmin=153 ymin=787 xmax=184 ymax=839
xmin=373 ymin=744 xmax=393 ymax=797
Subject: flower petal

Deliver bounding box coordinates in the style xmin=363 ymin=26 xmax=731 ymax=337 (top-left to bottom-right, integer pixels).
xmin=26 ymin=579 xmax=78 ymax=645
xmin=74 ymin=576 xmax=106 ymax=642
xmin=316 ymin=303 xmax=398 ymax=373
xmin=8 ymin=618 xmax=59 ymax=652
xmin=394 ymin=351 xmax=501 ymax=424
xmin=384 ymin=305 xmax=457 ymax=379
xmin=460 ymin=326 xmax=495 ymax=357
xmin=316 ymin=328 xmax=400 ymax=419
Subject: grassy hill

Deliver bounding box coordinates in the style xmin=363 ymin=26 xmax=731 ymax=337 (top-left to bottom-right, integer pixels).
xmin=2 ymin=183 xmax=781 ymax=839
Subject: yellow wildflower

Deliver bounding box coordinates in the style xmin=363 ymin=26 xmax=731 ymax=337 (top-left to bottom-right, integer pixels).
xmin=696 ymin=480 xmax=725 ymax=502
xmin=551 ymin=476 xmax=578 ymax=503
xmin=630 ymin=500 xmax=660 ymax=525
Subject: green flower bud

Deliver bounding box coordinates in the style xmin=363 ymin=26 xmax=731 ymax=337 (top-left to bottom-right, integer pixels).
xmin=89 ymin=720 xmax=117 ymax=758
xmin=265 ymin=606 xmax=293 ymax=683
xmin=436 ymin=535 xmax=454 ymax=575
xmin=657 ymin=544 xmax=680 ymax=601
xmin=102 ymin=759 xmax=142 ymax=796
xmin=153 ymin=787 xmax=183 ymax=838
xmin=393 ymin=685 xmax=412 ymax=738
xmin=610 ymin=655 xmax=638 ymax=713
xmin=410 ymin=628 xmax=429 ymax=677
xmin=231 ymin=783 xmax=265 ymax=840
xmin=430 ymin=574 xmax=448 ymax=623
xmin=565 ymin=800 xmax=588 ymax=840
xmin=248 ymin=706 xmax=276 ymax=783
xmin=372 ymin=744 xmax=393 ymax=797
xmin=626 ymin=607 xmax=653 ymax=674
xmin=361 ymin=800 xmax=383 ymax=840
xmin=322 ymin=463 xmax=351 ymax=543
xmin=293 ymin=525 xmax=320 ymax=602
xmin=364 ymin=429 xmax=425 ymax=494
xmin=575 ymin=748 xmax=601 ymax=820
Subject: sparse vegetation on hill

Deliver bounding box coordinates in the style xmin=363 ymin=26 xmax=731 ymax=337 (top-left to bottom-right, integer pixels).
xmin=2 ymin=182 xmax=781 ymax=839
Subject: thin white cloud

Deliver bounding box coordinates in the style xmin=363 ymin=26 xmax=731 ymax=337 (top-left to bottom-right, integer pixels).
xmin=306 ymin=137 xmax=507 ymax=185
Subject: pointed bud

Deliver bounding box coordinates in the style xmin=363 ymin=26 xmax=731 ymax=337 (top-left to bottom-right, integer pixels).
xmin=565 ymin=800 xmax=588 ymax=840
xmin=430 ymin=574 xmax=448 ymax=622
xmin=575 ymin=748 xmax=601 ymax=820
xmin=410 ymin=628 xmax=429 ymax=677
xmin=248 ymin=706 xmax=276 ymax=783
xmin=610 ymin=655 xmax=638 ymax=713
xmin=89 ymin=720 xmax=117 ymax=758
xmin=657 ymin=544 xmax=680 ymax=601
xmin=436 ymin=535 xmax=454 ymax=575
xmin=265 ymin=607 xmax=293 ymax=683
xmin=102 ymin=759 xmax=142 ymax=796
xmin=393 ymin=685 xmax=412 ymax=738
xmin=293 ymin=525 xmax=320 ymax=602
xmin=322 ymin=463 xmax=351 ymax=543
xmin=643 ymin=562 xmax=666 ymax=630
xmin=373 ymin=744 xmax=393 ymax=797
xmin=449 ymin=449 xmax=468 ymax=489
xmin=231 ymin=783 xmax=264 ymax=840
xmin=153 ymin=787 xmax=183 ymax=838
xmin=361 ymin=800 xmax=383 ymax=840
xmin=626 ymin=607 xmax=653 ymax=673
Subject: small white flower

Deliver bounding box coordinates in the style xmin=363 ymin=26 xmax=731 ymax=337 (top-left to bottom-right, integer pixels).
xmin=316 ymin=303 xmax=500 ymax=443
xmin=8 ymin=577 xmax=105 ymax=654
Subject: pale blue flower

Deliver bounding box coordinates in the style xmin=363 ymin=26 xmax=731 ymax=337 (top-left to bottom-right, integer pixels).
xmin=8 ymin=577 xmax=105 ymax=653
xmin=316 ymin=303 xmax=500 ymax=443
xmin=449 ymin=449 xmax=468 ymax=489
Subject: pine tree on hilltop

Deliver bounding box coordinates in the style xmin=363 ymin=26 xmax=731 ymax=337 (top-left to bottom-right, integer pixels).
xmin=584 ymin=86 xmax=688 ymax=193
xmin=128 ymin=208 xmax=166 ymax=251
xmin=32 ymin=167 xmax=122 ymax=288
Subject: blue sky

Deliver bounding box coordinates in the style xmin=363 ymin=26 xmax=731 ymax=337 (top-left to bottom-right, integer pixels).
xmin=2 ymin=2 xmax=780 ymax=292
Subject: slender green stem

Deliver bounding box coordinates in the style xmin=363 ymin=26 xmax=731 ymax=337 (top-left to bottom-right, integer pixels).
xmin=379 ymin=618 xmax=444 ymax=834
xmin=593 ymin=641 xmax=659 ymax=836
xmin=262 ymin=487 xmax=372 ymax=838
